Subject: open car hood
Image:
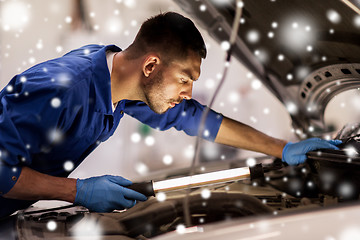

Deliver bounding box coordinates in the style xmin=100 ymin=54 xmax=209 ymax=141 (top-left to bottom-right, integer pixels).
xmin=174 ymin=0 xmax=360 ymax=137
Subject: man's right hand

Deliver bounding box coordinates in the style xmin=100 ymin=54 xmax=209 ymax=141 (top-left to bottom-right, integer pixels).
xmin=74 ymin=175 xmax=148 ymax=212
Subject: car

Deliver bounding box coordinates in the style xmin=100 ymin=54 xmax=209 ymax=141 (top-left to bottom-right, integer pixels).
xmin=1 ymin=0 xmax=360 ymax=239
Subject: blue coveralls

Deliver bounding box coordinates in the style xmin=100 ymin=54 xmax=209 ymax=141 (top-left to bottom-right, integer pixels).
xmin=0 ymin=44 xmax=223 ymax=217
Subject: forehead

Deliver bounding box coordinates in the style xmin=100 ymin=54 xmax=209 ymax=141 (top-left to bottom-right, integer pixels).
xmin=169 ymin=51 xmax=202 ymax=80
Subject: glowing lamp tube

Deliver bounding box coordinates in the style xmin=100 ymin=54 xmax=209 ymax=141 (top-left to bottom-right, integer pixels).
xmin=128 ymin=164 xmax=264 ymax=197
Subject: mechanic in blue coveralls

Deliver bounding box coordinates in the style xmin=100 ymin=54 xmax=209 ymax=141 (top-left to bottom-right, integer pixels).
xmin=0 ymin=12 xmax=342 ymax=218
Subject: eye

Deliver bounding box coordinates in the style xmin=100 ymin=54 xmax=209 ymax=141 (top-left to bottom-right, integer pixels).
xmin=180 ymin=78 xmax=188 ymax=84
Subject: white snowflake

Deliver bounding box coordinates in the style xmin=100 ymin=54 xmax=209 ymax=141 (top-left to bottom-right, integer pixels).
xmin=220 ymin=41 xmax=230 ymax=51
xmin=199 ymin=4 xmax=207 ymax=12
xmin=50 ymin=97 xmax=61 ymax=108
xmin=326 ymin=9 xmax=341 ymax=24
xmin=246 ymin=157 xmax=256 ymax=167
xmin=47 ymin=220 xmax=57 ymax=231
xmin=156 ymin=192 xmax=166 ymax=202
xmin=162 ymin=155 xmax=173 ymax=165
xmin=63 ymin=161 xmax=74 ymax=172
xmin=201 ymin=189 xmax=211 ymax=199
xmin=145 ymin=136 xmax=155 ymax=146
xmin=246 ymin=30 xmax=260 ymax=43
xmin=130 ymin=132 xmax=141 ymax=143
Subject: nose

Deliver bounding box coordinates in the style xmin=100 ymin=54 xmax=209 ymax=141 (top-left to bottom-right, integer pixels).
xmin=179 ymin=82 xmax=193 ymax=100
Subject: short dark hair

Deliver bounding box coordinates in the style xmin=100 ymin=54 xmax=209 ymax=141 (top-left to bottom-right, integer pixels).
xmin=126 ymin=12 xmax=207 ymax=62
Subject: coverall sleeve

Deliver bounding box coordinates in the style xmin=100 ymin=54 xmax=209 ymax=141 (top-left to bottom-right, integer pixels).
xmin=0 ymin=70 xmax=76 ymax=195
xmin=123 ymin=99 xmax=223 ymax=141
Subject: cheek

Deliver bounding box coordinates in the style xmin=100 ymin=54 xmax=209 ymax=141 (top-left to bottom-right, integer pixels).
xmin=163 ymin=83 xmax=180 ymax=96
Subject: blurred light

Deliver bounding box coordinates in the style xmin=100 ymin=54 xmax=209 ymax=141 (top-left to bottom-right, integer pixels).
xmin=6 ymin=85 xmax=13 ymax=92
xmin=145 ymin=136 xmax=155 ymax=146
xmin=131 ymin=133 xmax=141 ymax=143
xmin=124 ymin=0 xmax=137 ymax=8
xmin=1 ymin=1 xmax=30 ymax=31
xmin=250 ymin=116 xmax=257 ymax=123
xmin=221 ymin=41 xmax=230 ymax=51
xmin=296 ymin=66 xmax=310 ymax=80
xmin=72 ymin=217 xmax=103 ymax=239
xmin=176 ymin=224 xmax=186 ymax=234
xmin=184 ymin=145 xmax=194 ymax=159
xmin=203 ymin=129 xmax=210 ymax=137
xmin=228 ymin=91 xmax=240 ymax=103
xmin=271 ymin=22 xmax=278 ymax=28
xmin=263 ymin=108 xmax=270 ymax=114
xmin=199 ymin=4 xmax=207 ymax=11
xmin=47 ymin=220 xmax=57 ymax=231
xmin=286 ymin=73 xmax=293 ymax=80
xmin=36 ymin=39 xmax=43 ymax=50
xmin=286 ymin=101 xmax=298 ymax=114
xmin=253 ymin=49 xmax=269 ymax=63
xmin=327 ymin=9 xmax=341 ymax=24
xmin=338 ymin=182 xmax=354 ymax=198
xmin=65 ymin=16 xmax=72 ymax=24
xmin=268 ymin=31 xmax=274 ymax=38
xmin=29 ymin=57 xmax=36 ymax=64
xmin=246 ymin=30 xmax=260 ymax=43
xmin=247 ymin=72 xmax=253 ymax=78
xmin=308 ymin=126 xmax=314 ymax=132
xmin=107 ymin=17 xmax=122 ymax=33
xmin=278 ymin=54 xmax=285 ymax=61
xmin=251 ymin=79 xmax=262 ymax=89
xmin=162 ymin=154 xmax=173 ymax=165
xmin=246 ymin=157 xmax=256 ymax=167
xmin=201 ymin=189 xmax=211 ymax=199
xmin=135 ymin=162 xmax=148 ymax=175
xmin=156 ymin=192 xmax=166 ymax=202
xmin=205 ymin=78 xmax=215 ymax=89
xmin=344 ymin=146 xmax=357 ymax=157
xmin=130 ymin=20 xmax=137 ymax=27
xmin=48 ymin=129 xmax=63 ymax=143
xmin=56 ymin=46 xmax=63 ymax=53
xmin=64 ymin=161 xmax=74 ymax=172
xmin=51 ymin=98 xmax=61 ymax=108
xmin=203 ymin=142 xmax=219 ymax=159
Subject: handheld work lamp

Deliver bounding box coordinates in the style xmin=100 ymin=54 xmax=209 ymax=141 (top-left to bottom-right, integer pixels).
xmin=128 ymin=164 xmax=264 ymax=197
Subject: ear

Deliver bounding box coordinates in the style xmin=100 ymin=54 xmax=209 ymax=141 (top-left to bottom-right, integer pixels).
xmin=143 ymin=55 xmax=161 ymax=77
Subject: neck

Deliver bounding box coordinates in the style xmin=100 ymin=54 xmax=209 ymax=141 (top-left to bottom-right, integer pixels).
xmin=110 ymin=51 xmax=144 ymax=104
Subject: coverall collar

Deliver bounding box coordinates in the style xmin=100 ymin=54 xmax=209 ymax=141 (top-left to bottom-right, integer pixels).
xmin=91 ymin=44 xmax=122 ymax=115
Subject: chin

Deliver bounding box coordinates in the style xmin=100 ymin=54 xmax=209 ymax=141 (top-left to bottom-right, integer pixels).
xmin=150 ymin=106 xmax=168 ymax=115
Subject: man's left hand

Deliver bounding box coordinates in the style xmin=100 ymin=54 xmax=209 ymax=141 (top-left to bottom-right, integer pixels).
xmin=282 ymin=138 xmax=342 ymax=165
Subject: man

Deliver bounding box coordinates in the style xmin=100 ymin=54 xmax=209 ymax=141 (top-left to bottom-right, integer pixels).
xmin=0 ymin=12 xmax=341 ymax=218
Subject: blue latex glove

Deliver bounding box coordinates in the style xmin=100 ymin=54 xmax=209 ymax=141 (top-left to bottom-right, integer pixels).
xmin=74 ymin=175 xmax=147 ymax=212
xmin=282 ymin=138 xmax=342 ymax=165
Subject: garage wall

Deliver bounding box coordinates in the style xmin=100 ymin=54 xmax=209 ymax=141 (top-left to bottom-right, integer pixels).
xmin=0 ymin=0 xmax=294 ymax=208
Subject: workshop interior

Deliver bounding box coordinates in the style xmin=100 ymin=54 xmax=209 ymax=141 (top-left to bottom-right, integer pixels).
xmin=1 ymin=0 xmax=360 ymax=239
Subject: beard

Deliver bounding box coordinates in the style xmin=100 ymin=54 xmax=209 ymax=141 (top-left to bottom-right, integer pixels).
xmin=143 ymin=69 xmax=172 ymax=114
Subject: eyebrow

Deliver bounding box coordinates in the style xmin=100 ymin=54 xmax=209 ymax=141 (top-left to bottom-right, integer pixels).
xmin=181 ymin=69 xmax=198 ymax=81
